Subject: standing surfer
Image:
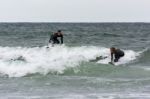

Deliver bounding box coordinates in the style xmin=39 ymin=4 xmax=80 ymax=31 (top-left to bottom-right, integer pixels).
xmin=49 ymin=30 xmax=63 ymax=44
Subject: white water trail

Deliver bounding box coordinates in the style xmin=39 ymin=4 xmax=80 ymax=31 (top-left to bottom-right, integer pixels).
xmin=0 ymin=45 xmax=139 ymax=77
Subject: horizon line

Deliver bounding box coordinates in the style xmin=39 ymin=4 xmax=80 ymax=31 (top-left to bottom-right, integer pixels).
xmin=0 ymin=22 xmax=150 ymax=23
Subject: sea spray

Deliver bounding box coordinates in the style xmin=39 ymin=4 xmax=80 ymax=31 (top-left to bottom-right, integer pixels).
xmin=0 ymin=45 xmax=139 ymax=77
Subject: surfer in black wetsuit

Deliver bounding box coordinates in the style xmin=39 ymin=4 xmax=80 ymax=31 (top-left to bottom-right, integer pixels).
xmin=110 ymin=47 xmax=125 ymax=63
xmin=49 ymin=30 xmax=63 ymax=44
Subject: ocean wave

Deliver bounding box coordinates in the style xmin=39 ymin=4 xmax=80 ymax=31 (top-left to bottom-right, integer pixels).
xmin=102 ymin=33 xmax=121 ymax=37
xmin=0 ymin=45 xmax=139 ymax=77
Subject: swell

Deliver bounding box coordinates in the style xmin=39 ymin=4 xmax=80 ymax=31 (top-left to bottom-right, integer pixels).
xmin=133 ymin=48 xmax=150 ymax=65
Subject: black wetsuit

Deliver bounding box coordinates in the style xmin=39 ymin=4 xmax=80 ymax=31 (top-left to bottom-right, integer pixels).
xmin=49 ymin=33 xmax=63 ymax=44
xmin=111 ymin=49 xmax=124 ymax=62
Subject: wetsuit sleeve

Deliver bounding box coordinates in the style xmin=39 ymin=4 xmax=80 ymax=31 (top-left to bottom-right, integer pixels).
xmin=111 ymin=53 xmax=113 ymax=62
xmin=61 ymin=35 xmax=63 ymax=44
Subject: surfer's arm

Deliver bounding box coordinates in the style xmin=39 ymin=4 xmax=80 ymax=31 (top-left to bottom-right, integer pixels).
xmin=60 ymin=35 xmax=63 ymax=44
xmin=111 ymin=53 xmax=113 ymax=62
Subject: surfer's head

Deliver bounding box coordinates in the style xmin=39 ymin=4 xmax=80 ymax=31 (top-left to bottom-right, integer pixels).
xmin=57 ymin=30 xmax=62 ymax=35
xmin=110 ymin=47 xmax=116 ymax=53
xmin=58 ymin=30 xmax=61 ymax=33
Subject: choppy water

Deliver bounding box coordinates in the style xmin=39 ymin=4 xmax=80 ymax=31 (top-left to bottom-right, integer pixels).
xmin=0 ymin=23 xmax=150 ymax=99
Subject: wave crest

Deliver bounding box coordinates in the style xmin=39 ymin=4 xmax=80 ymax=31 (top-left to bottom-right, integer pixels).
xmin=0 ymin=45 xmax=139 ymax=77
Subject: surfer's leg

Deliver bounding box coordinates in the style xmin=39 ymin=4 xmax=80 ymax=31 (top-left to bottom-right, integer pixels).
xmin=114 ymin=58 xmax=119 ymax=62
xmin=114 ymin=54 xmax=124 ymax=62
xmin=114 ymin=54 xmax=120 ymax=62
xmin=54 ymin=39 xmax=59 ymax=44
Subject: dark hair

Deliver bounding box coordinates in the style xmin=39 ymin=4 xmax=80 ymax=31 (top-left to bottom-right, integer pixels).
xmin=58 ymin=30 xmax=61 ymax=32
xmin=110 ymin=47 xmax=116 ymax=50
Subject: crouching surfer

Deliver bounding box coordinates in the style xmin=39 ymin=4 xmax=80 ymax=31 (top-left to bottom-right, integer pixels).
xmin=109 ymin=47 xmax=125 ymax=65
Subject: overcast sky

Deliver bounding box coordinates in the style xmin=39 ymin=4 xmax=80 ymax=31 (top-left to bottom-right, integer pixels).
xmin=0 ymin=0 xmax=149 ymax=22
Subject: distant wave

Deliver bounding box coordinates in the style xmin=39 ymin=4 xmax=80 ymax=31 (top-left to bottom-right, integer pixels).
xmin=102 ymin=33 xmax=121 ymax=37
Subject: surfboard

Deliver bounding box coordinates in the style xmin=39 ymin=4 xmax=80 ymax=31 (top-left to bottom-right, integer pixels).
xmin=108 ymin=62 xmax=115 ymax=65
xmin=46 ymin=43 xmax=54 ymax=48
xmin=89 ymin=56 xmax=107 ymax=62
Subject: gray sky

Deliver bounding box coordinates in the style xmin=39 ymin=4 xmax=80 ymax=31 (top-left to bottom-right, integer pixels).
xmin=0 ymin=0 xmax=149 ymax=22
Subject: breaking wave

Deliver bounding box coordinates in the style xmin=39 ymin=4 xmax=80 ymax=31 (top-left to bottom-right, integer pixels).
xmin=0 ymin=45 xmax=140 ymax=77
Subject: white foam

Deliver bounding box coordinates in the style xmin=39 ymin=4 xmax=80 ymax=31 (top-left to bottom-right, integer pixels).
xmin=0 ymin=45 xmax=139 ymax=77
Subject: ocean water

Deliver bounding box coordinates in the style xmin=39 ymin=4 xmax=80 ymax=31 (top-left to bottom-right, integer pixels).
xmin=0 ymin=23 xmax=150 ymax=99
